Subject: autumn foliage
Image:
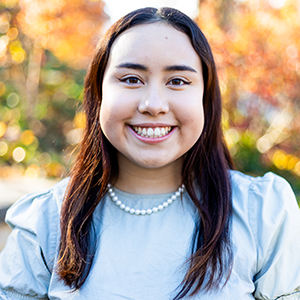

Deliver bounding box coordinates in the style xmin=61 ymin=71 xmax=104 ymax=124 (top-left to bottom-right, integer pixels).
xmin=16 ymin=0 xmax=107 ymax=68
xmin=196 ymin=0 xmax=300 ymax=197
xmin=0 ymin=0 xmax=299 ymax=199
xmin=0 ymin=0 xmax=107 ymax=178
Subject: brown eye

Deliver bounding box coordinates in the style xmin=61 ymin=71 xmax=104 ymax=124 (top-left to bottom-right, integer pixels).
xmin=168 ymin=78 xmax=191 ymax=86
xmin=171 ymin=79 xmax=183 ymax=85
xmin=127 ymin=77 xmax=139 ymax=84
xmin=119 ymin=76 xmax=142 ymax=84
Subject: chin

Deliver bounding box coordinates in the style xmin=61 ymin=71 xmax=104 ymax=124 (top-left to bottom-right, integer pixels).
xmin=138 ymin=161 xmax=167 ymax=169
xmin=136 ymin=158 xmax=180 ymax=170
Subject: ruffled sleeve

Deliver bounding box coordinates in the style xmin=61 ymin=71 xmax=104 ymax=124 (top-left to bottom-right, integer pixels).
xmin=249 ymin=173 xmax=300 ymax=300
xmin=0 ymin=178 xmax=68 ymax=299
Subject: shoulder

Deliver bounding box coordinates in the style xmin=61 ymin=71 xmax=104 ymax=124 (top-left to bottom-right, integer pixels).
xmin=229 ymin=170 xmax=299 ymax=241
xmin=229 ymin=170 xmax=296 ymax=210
xmin=6 ymin=177 xmax=69 ymax=230
xmin=229 ymin=169 xmax=293 ymax=192
xmin=229 ymin=169 xmax=299 ymax=239
xmin=229 ymin=171 xmax=300 ymax=299
xmin=5 ymin=177 xmax=70 ymax=270
xmin=0 ymin=178 xmax=70 ymax=297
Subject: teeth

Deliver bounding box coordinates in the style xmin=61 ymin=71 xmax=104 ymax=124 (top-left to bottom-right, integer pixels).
xmin=154 ymin=128 xmax=160 ymax=136
xmin=147 ymin=128 xmax=154 ymax=137
xmin=132 ymin=126 xmax=172 ymax=138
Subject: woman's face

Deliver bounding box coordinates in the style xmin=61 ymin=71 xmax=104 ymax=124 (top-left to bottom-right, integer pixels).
xmin=100 ymin=22 xmax=204 ymax=174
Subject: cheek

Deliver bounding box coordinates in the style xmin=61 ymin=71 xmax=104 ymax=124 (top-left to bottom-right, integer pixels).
xmin=99 ymin=96 xmax=129 ymax=142
xmin=178 ymin=100 xmax=204 ymax=131
xmin=100 ymin=91 xmax=121 ymax=128
xmin=99 ymin=109 xmax=119 ymax=146
xmin=99 ymin=98 xmax=117 ymax=137
xmin=191 ymin=111 xmax=205 ymax=140
xmin=100 ymin=106 xmax=119 ymax=135
xmin=99 ymin=100 xmax=109 ymax=129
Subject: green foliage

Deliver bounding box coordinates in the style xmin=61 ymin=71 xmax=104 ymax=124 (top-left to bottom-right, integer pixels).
xmin=0 ymin=0 xmax=299 ymax=206
xmin=0 ymin=50 xmax=85 ymax=178
xmin=233 ymin=137 xmax=300 ymax=205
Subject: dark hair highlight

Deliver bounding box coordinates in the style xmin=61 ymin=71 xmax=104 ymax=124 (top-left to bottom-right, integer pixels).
xmin=57 ymin=7 xmax=234 ymax=299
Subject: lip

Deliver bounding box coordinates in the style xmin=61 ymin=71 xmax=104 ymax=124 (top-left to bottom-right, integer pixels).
xmin=127 ymin=124 xmax=176 ymax=144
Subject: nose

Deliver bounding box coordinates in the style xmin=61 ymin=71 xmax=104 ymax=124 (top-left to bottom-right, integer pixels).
xmin=138 ymin=86 xmax=169 ymax=116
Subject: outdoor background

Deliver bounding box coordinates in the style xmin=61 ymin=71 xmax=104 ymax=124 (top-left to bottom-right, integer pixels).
xmin=0 ymin=0 xmax=300 ymax=210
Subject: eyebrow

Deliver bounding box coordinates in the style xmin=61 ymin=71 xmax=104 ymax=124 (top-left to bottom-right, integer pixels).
xmin=116 ymin=63 xmax=197 ymax=73
xmin=116 ymin=63 xmax=147 ymax=71
xmin=164 ymin=65 xmax=197 ymax=73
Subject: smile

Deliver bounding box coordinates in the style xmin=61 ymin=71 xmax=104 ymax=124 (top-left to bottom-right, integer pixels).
xmin=132 ymin=126 xmax=172 ymax=138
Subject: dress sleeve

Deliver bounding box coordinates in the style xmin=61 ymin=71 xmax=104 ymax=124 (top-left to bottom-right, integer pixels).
xmin=0 ymin=182 xmax=64 ymax=299
xmin=249 ymin=172 xmax=300 ymax=300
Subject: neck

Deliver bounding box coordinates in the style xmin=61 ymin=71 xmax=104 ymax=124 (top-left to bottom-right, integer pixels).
xmin=112 ymin=154 xmax=183 ymax=195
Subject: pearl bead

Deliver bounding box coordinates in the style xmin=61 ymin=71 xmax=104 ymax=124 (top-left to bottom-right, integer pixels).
xmin=107 ymin=184 xmax=185 ymax=216
xmin=152 ymin=207 xmax=158 ymax=213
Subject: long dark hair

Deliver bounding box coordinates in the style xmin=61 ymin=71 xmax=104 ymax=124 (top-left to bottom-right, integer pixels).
xmin=57 ymin=7 xmax=234 ymax=299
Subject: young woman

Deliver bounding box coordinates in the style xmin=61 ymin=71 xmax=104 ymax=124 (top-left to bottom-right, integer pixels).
xmin=0 ymin=7 xmax=300 ymax=300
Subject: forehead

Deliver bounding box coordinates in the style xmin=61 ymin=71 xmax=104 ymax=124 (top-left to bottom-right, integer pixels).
xmin=106 ymin=22 xmax=201 ymax=68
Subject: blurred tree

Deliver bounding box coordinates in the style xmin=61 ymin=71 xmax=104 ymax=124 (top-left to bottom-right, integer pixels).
xmin=1 ymin=0 xmax=299 ymax=201
xmin=16 ymin=0 xmax=108 ymax=69
xmin=197 ymin=0 xmax=300 ymax=199
xmin=0 ymin=0 xmax=107 ymax=178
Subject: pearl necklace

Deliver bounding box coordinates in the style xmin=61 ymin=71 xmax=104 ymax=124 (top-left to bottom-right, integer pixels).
xmin=107 ymin=183 xmax=185 ymax=216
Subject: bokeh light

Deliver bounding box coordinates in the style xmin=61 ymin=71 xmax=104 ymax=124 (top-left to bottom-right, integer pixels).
xmin=6 ymin=93 xmax=19 ymax=108
xmin=0 ymin=0 xmax=299 ymax=202
xmin=268 ymin=0 xmax=287 ymax=9
xmin=25 ymin=164 xmax=40 ymax=178
xmin=0 ymin=122 xmax=7 ymax=138
xmin=12 ymin=147 xmax=26 ymax=162
xmin=20 ymin=130 xmax=35 ymax=145
xmin=0 ymin=141 xmax=8 ymax=156
xmin=0 ymin=82 xmax=6 ymax=96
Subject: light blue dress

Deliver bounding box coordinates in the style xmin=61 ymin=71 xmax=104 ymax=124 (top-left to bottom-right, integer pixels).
xmin=0 ymin=171 xmax=300 ymax=299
